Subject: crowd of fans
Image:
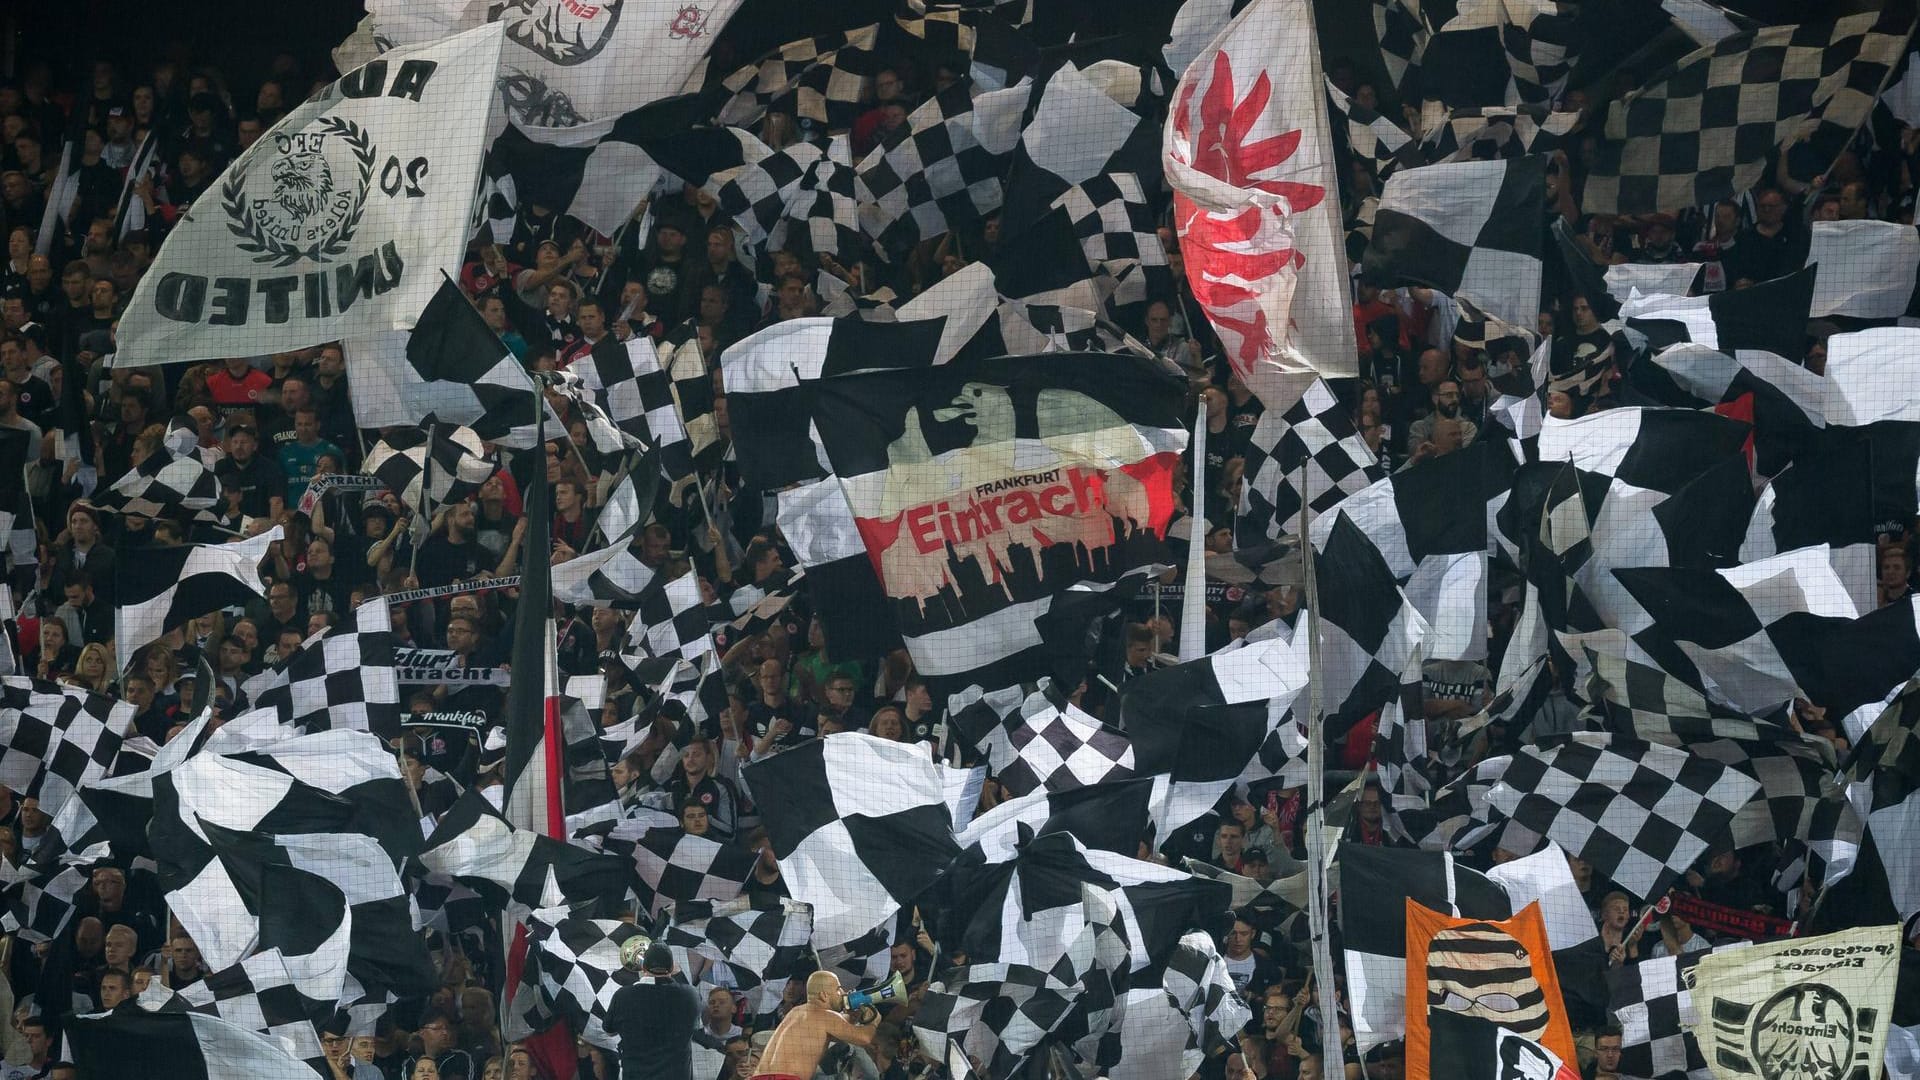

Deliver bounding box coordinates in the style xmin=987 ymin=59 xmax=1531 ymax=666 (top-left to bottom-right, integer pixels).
xmin=0 ymin=20 xmax=1906 ymax=1080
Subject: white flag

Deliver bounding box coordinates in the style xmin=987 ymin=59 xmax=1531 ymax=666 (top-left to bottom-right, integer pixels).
xmin=114 ymin=24 xmax=506 ymax=366
xmin=1691 ymin=924 xmax=1902 ymax=1080
xmin=364 ymin=0 xmax=745 ymax=129
xmin=1163 ymin=0 xmax=1356 ymax=409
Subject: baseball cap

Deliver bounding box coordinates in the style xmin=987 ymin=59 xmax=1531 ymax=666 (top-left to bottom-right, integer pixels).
xmin=107 ymin=105 xmax=127 ymax=119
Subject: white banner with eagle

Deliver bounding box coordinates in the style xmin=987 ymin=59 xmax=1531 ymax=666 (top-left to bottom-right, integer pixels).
xmin=114 ymin=23 xmax=505 ymax=366
xmin=1690 ymin=924 xmax=1901 ymax=1080
xmin=356 ymin=0 xmax=746 ymax=129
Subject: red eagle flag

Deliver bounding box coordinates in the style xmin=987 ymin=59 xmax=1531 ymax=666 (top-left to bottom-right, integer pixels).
xmin=1165 ymin=0 xmax=1355 ymax=410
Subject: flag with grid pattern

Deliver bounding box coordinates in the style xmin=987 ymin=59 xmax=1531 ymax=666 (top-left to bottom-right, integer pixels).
xmin=1582 ymin=8 xmax=1914 ymax=214
xmin=965 ymin=686 xmax=1137 ymax=798
xmin=717 ymin=23 xmax=883 ymax=131
xmin=1609 ymin=945 xmax=1750 ymax=1080
xmin=142 ymin=949 xmax=333 ymax=1069
xmin=630 ymin=570 xmax=714 ymax=662
xmin=364 ymin=423 xmax=495 ymax=515
xmin=1565 ymin=628 xmax=1795 ymax=746
xmin=1328 ymin=80 xmax=1419 ymax=180
xmin=1373 ymin=0 xmax=1431 ymax=90
xmin=514 ymin=909 xmax=650 ymax=1049
xmin=856 ymin=81 xmax=1028 ymax=253
xmin=1240 ymin=379 xmax=1386 ymax=541
xmin=576 ymin=336 xmax=693 ymax=493
xmin=96 ymin=449 xmax=219 ymax=518
xmin=1503 ymin=0 xmax=1580 ymax=104
xmin=244 ymin=598 xmax=400 ymax=739
xmin=1420 ymin=104 xmax=1580 ymax=163
xmin=1363 ymin=155 xmax=1549 ymax=330
xmin=0 ymin=861 xmax=90 ymax=945
xmin=1049 ymin=172 xmax=1172 ymax=323
xmin=713 ymin=138 xmax=828 ymax=250
xmin=660 ymin=895 xmax=813 ymax=1005
xmin=1485 ymin=733 xmax=1761 ymax=899
xmin=0 ymin=677 xmax=134 ymax=816
xmin=615 ymin=822 xmax=756 ymax=918
xmin=912 ymin=962 xmax=1083 ymax=1079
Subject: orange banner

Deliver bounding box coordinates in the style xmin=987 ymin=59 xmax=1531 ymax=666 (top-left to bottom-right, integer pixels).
xmin=1405 ymin=899 xmax=1576 ymax=1080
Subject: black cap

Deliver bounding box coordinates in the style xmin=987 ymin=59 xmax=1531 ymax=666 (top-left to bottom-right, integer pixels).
xmin=643 ymin=942 xmax=674 ymax=974
xmin=1242 ymin=847 xmax=1268 ymax=863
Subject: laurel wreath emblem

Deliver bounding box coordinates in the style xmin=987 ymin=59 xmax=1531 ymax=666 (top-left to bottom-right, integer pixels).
xmin=221 ymin=115 xmax=376 ymax=268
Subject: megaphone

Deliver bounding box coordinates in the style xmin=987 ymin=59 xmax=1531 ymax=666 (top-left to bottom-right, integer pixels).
xmin=617 ymin=934 xmax=655 ymax=971
xmin=846 ymin=970 xmax=909 ymax=1012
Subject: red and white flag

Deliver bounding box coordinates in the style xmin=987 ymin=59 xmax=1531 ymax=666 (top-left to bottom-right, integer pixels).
xmin=1164 ymin=0 xmax=1355 ymax=409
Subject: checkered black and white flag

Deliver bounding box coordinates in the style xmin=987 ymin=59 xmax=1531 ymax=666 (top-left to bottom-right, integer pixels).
xmin=1240 ymin=380 xmax=1387 ymax=542
xmin=1363 ymin=155 xmax=1549 ymax=329
xmin=1610 ymin=945 xmax=1751 ymax=1080
xmin=350 ymin=279 xmax=549 ymax=447
xmin=96 ymin=448 xmax=219 ymax=519
xmin=1561 ymin=628 xmax=1795 ymax=747
xmin=1419 ymin=104 xmax=1580 ymax=163
xmin=744 ymin=733 xmax=964 ymax=946
xmin=627 ymin=571 xmax=712 ymax=662
xmin=573 ymin=336 xmax=695 ymax=495
xmin=611 ymin=821 xmax=756 ymax=917
xmin=116 ymin=528 xmax=278 ymax=669
xmin=421 ymin=789 xmax=632 ymax=911
xmin=913 ymin=962 xmax=1084 ymax=1079
xmin=717 ymin=23 xmax=883 ymax=131
xmin=512 ymin=909 xmax=650 ymax=1048
xmin=1583 ymin=8 xmax=1911 ymax=214
xmin=856 ymin=81 xmax=1028 ymax=253
xmin=661 ymin=895 xmax=814 ymax=1011
xmin=1688 ymin=737 xmax=1835 ymax=853
xmin=1160 ymin=930 xmax=1256 ymax=1060
xmin=1486 ymin=733 xmax=1761 ymax=899
xmin=951 ymin=685 xmax=1136 ymax=797
xmin=138 ymin=948 xmax=334 ymax=1068
xmin=0 ymin=861 xmax=89 ymax=945
xmin=0 ymin=677 xmax=135 ymax=817
xmin=1048 ymin=172 xmax=1172 ymax=325
xmin=243 ymin=597 xmax=400 ymax=738
xmin=1329 ymin=79 xmax=1419 ymax=180
xmin=365 ymin=423 xmax=494 ymax=514
xmin=713 ymin=137 xmax=829 ymax=251
xmin=1372 ymin=0 xmax=1431 ymax=90
xmin=1615 ymin=544 xmax=1920 ymax=719
xmin=1503 ymin=0 xmax=1580 ymax=104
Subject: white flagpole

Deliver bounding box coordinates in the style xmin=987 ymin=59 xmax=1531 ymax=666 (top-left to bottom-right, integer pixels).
xmin=1299 ymin=470 xmax=1347 ymax=1080
xmin=1180 ymin=400 xmax=1207 ymax=661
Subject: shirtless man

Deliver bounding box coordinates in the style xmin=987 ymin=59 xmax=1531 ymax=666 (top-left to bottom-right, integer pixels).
xmin=752 ymin=970 xmax=879 ymax=1080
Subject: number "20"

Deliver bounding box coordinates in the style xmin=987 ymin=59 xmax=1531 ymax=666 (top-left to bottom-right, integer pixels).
xmin=380 ymin=155 xmax=429 ymax=198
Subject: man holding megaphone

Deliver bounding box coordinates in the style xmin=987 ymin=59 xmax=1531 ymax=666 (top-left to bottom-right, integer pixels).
xmin=749 ymin=970 xmax=904 ymax=1080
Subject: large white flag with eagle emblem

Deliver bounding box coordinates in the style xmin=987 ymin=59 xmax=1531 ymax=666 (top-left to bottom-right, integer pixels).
xmin=1163 ymin=0 xmax=1355 ymax=409
xmin=114 ymin=23 xmax=506 ymax=367
xmin=357 ymin=0 xmax=746 ymax=130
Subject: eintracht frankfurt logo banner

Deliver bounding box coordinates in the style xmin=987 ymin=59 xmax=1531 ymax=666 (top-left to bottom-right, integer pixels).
xmin=1690 ymin=925 xmax=1901 ymax=1080
xmin=115 ymin=23 xmax=505 ymax=366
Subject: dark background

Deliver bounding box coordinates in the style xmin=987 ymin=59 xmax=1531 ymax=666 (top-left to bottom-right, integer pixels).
xmin=1 ymin=0 xmax=1876 ymax=108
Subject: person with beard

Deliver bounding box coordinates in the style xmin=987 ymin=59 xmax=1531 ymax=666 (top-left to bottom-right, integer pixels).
xmin=1404 ymin=380 xmax=1477 ymax=464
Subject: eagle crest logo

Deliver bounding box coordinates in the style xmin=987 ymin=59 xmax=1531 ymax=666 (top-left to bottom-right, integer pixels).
xmin=490 ymin=0 xmax=624 ymax=66
xmin=223 ymin=117 xmax=375 ymax=267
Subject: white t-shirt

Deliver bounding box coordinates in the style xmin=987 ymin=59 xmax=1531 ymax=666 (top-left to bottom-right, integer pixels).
xmin=1224 ymin=952 xmax=1257 ymax=993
